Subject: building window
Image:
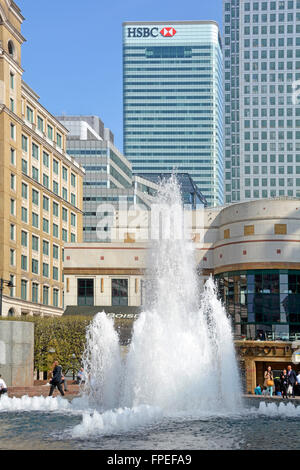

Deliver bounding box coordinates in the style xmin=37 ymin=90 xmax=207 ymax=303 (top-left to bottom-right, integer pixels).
xmin=10 ymin=148 xmax=15 ymax=165
xmin=32 ymin=189 xmax=39 ymax=206
xmin=56 ymin=133 xmax=62 ymax=148
xmin=43 ymin=263 xmax=49 ymax=278
xmin=43 ymin=286 xmax=49 ymax=305
xmin=10 ymin=275 xmax=15 ymax=297
xmin=32 ymin=283 xmax=39 ymax=303
xmin=32 ymin=143 xmax=39 ymax=160
xmin=43 ymin=151 xmax=49 ymax=167
xmin=62 ymin=227 xmax=68 ymax=242
xmin=62 ymin=187 xmax=68 ymax=201
xmin=21 ymin=280 xmax=27 ymax=300
xmin=53 ymin=201 xmax=59 ymax=217
xmin=10 ymin=224 xmax=15 ymax=241
xmin=71 ymin=173 xmax=76 ymax=187
xmin=53 ymin=288 xmax=59 ymax=307
xmin=71 ymin=213 xmax=76 ymax=227
xmin=32 ymin=258 xmax=39 ymax=274
xmin=224 ymin=229 xmax=230 ymax=239
xmin=10 ymin=98 xmax=14 ymax=112
xmin=43 ymin=240 xmax=49 ymax=256
xmin=53 ymin=223 xmax=58 ymax=238
xmin=53 ymin=181 xmax=59 ymax=195
xmin=47 ymin=125 xmax=53 ymax=140
xmin=37 ymin=116 xmax=44 ymax=132
xmin=26 ymin=106 xmax=34 ymax=123
xmin=53 ymin=266 xmax=58 ymax=281
xmin=112 ymin=279 xmax=128 ymax=306
xmin=32 ymin=235 xmax=39 ymax=252
xmin=21 ymin=207 xmax=27 ymax=223
xmin=32 ymin=212 xmax=39 ymax=228
xmin=10 ymin=199 xmax=15 ymax=216
xmin=77 ymin=279 xmax=94 ymax=306
xmin=22 ymin=159 xmax=27 ymax=175
xmin=62 ymin=228 xmax=68 ymax=242
xmin=43 ymin=173 xmax=49 ymax=189
xmin=43 ymin=218 xmax=49 ymax=233
xmin=62 ymin=166 xmax=68 ymax=182
xmin=10 ymin=123 xmax=15 ymax=140
xmin=53 ymin=244 xmax=59 ymax=259
xmin=53 ymin=159 xmax=59 ymax=175
xmin=71 ymin=233 xmax=76 ymax=243
xmin=62 ymin=207 xmax=68 ymax=222
xmin=10 ymin=72 xmax=14 ymax=89
xmin=71 ymin=193 xmax=76 ymax=206
xmin=10 ymin=249 xmax=15 ymax=266
xmin=22 ymin=135 xmax=28 ymax=152
xmin=21 ymin=255 xmax=27 ymax=271
xmin=43 ymin=195 xmax=49 ymax=211
xmin=32 ymin=166 xmax=39 ymax=182
xmin=10 ymin=173 xmax=15 ymax=190
xmin=21 ymin=230 xmax=27 ymax=247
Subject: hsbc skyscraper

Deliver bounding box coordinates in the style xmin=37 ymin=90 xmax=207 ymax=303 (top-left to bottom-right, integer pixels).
xmin=123 ymin=21 xmax=224 ymax=206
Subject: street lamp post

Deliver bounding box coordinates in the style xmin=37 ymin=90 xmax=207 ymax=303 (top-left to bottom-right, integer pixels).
xmin=0 ymin=278 xmax=14 ymax=316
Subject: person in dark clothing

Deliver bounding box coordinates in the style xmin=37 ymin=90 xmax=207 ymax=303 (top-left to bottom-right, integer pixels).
xmin=49 ymin=361 xmax=65 ymax=397
xmin=280 ymin=369 xmax=288 ymax=398
xmin=287 ymin=365 xmax=298 ymax=398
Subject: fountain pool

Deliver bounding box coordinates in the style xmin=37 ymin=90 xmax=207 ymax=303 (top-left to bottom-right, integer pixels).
xmin=1 ymin=176 xmax=299 ymax=450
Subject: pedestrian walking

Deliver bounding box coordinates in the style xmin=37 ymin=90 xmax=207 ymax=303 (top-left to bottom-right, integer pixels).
xmin=287 ymin=365 xmax=298 ymax=398
xmin=280 ymin=369 xmax=288 ymax=398
xmin=0 ymin=375 xmax=7 ymax=395
xmin=48 ymin=361 xmax=65 ymax=397
xmin=264 ymin=366 xmax=274 ymax=397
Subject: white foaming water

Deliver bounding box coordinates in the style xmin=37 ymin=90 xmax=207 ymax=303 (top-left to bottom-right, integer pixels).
xmin=71 ymin=405 xmax=162 ymax=439
xmin=0 ymin=176 xmax=243 ymax=436
xmin=0 ymin=395 xmax=72 ymax=412
xmin=257 ymin=401 xmax=300 ymax=417
xmin=81 ymin=311 xmax=122 ymax=410
xmin=79 ymin=175 xmax=242 ymax=429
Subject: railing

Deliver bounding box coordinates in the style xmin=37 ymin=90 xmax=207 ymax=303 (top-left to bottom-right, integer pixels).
xmin=235 ymin=333 xmax=300 ymax=342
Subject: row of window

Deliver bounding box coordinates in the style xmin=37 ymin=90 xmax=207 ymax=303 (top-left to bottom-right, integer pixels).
xmin=20 ymin=232 xmax=62 ymax=258
xmin=21 ymin=162 xmax=77 ymax=205
xmin=21 ymin=135 xmax=76 ymax=185
xmin=19 ymin=279 xmax=60 ymax=307
xmin=20 ymin=255 xmax=60 ymax=280
xmin=24 ymin=106 xmax=63 ymax=149
xmin=19 ymin=209 xmax=76 ymax=240
xmin=20 ymin=182 xmax=76 ymax=223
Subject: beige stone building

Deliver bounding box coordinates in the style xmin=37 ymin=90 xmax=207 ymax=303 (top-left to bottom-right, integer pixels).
xmin=0 ymin=0 xmax=84 ymax=317
xmin=63 ymin=197 xmax=300 ymax=390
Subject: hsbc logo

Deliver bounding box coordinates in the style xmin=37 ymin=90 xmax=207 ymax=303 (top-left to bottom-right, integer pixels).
xmin=127 ymin=26 xmax=177 ymax=38
xmin=160 ymin=27 xmax=176 ymax=37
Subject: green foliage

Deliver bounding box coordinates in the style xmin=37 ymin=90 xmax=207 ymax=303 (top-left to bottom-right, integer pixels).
xmin=0 ymin=316 xmax=92 ymax=373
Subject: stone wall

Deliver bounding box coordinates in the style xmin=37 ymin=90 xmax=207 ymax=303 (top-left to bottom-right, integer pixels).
xmin=0 ymin=321 xmax=34 ymax=387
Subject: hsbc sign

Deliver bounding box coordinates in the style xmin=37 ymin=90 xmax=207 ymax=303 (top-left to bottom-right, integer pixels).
xmin=127 ymin=26 xmax=177 ymax=38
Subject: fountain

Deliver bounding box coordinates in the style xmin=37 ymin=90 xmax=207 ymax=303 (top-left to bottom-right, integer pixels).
xmin=80 ymin=175 xmax=242 ymax=417
xmin=2 ymin=176 xmax=300 ymax=449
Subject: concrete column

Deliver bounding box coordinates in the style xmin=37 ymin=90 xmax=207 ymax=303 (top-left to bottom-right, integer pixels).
xmin=244 ymin=358 xmax=256 ymax=394
xmin=0 ymin=320 xmax=34 ymax=386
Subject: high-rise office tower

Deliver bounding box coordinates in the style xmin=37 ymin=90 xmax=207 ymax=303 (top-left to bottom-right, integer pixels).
xmin=224 ymin=0 xmax=300 ymax=203
xmin=123 ymin=21 xmax=224 ymax=206
xmin=58 ymin=116 xmax=159 ymax=242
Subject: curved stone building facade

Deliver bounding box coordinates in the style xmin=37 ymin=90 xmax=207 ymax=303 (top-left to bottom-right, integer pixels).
xmin=199 ymin=198 xmax=300 ymax=341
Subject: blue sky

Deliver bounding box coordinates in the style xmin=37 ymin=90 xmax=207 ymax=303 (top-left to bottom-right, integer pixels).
xmin=18 ymin=0 xmax=222 ymax=151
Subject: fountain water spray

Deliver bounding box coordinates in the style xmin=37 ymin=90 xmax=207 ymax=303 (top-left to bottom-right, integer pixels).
xmin=82 ymin=175 xmax=242 ymax=416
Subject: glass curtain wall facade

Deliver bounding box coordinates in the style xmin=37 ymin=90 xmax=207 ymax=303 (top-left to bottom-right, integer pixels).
xmin=216 ymin=270 xmax=300 ymax=340
xmin=123 ymin=21 xmax=224 ymax=207
xmin=224 ymin=0 xmax=300 ymax=204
